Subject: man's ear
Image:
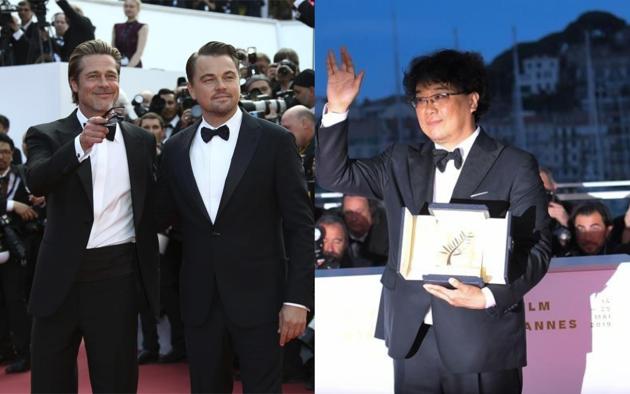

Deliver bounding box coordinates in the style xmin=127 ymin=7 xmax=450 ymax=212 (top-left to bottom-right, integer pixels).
xmin=188 ymin=82 xmax=196 ymax=101
xmin=70 ymin=79 xmax=79 ymax=95
xmin=469 ymin=92 xmax=480 ymax=113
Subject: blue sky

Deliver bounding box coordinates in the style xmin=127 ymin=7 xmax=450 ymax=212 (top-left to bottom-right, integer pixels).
xmin=315 ymin=0 xmax=630 ymax=100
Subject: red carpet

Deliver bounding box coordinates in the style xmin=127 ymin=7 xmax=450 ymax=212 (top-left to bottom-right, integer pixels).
xmin=0 ymin=345 xmax=310 ymax=393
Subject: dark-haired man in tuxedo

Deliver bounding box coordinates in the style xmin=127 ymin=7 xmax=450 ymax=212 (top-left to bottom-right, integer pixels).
xmin=24 ymin=39 xmax=159 ymax=393
xmin=317 ymin=48 xmax=552 ymax=393
xmin=158 ymin=40 xmax=313 ymax=393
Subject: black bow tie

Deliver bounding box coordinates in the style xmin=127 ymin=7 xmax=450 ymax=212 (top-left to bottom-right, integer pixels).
xmin=432 ymin=148 xmax=463 ymax=172
xmin=201 ymin=125 xmax=229 ymax=143
xmin=105 ymin=124 xmax=116 ymax=141
xmin=82 ymin=122 xmax=115 ymax=141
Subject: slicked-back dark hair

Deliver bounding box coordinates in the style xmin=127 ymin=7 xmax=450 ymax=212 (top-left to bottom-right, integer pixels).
xmin=186 ymin=41 xmax=241 ymax=83
xmin=403 ymin=49 xmax=489 ymax=122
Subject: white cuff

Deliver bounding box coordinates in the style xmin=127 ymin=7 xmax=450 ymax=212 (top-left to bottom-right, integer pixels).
xmin=13 ymin=29 xmax=24 ymax=41
xmin=293 ymin=0 xmax=306 ymax=7
xmin=321 ymin=104 xmax=349 ymax=127
xmin=481 ymin=287 xmax=496 ymax=309
xmin=6 ymin=200 xmax=14 ymax=212
xmin=74 ymin=135 xmax=91 ymax=162
xmin=283 ymin=302 xmax=310 ymax=312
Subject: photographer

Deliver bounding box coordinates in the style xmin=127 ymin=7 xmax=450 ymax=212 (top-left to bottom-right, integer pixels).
xmin=291 ymin=68 xmax=314 ymax=109
xmin=0 ymin=114 xmax=23 ymax=164
xmin=49 ymin=12 xmax=65 ymax=60
xmin=315 ymin=215 xmax=354 ymax=269
xmin=564 ymin=201 xmax=630 ymax=256
xmin=539 ymin=167 xmax=572 ymax=256
xmin=0 ymin=133 xmax=38 ymax=373
xmin=281 ymin=105 xmax=314 ymax=198
xmin=139 ymin=111 xmax=165 ymax=155
xmin=54 ymin=0 xmax=95 ymax=61
xmin=244 ymin=74 xmax=273 ymax=99
xmin=274 ymin=58 xmax=297 ymax=93
xmin=151 ymin=88 xmax=181 ymax=140
xmin=6 ymin=0 xmax=39 ymax=65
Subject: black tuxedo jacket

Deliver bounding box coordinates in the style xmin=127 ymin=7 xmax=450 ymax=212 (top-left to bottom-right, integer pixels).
xmin=296 ymin=1 xmax=314 ymax=28
xmin=158 ymin=111 xmax=314 ymax=328
xmin=316 ymin=120 xmax=552 ymax=373
xmin=24 ymin=110 xmax=160 ymax=317
xmin=11 ymin=22 xmax=39 ymax=65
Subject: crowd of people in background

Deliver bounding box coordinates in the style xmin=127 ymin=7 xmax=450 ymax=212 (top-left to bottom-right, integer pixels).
xmin=313 ymin=166 xmax=630 ymax=271
xmin=539 ymin=167 xmax=630 ymax=258
xmin=0 ymin=0 xmax=313 ymax=67
xmin=0 ymin=39 xmax=314 ymax=388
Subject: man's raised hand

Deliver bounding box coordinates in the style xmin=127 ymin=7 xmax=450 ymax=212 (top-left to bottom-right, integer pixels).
xmin=326 ymin=47 xmax=365 ymax=113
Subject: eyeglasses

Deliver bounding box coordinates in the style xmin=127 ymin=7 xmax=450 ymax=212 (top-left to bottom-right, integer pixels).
xmin=103 ymin=106 xmax=126 ymax=127
xmin=409 ymin=92 xmax=466 ymax=109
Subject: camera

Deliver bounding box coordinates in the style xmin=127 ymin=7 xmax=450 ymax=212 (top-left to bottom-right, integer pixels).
xmin=176 ymin=88 xmax=202 ymax=120
xmin=0 ymin=0 xmax=17 ymax=36
xmin=239 ymin=89 xmax=298 ymax=121
xmin=277 ymin=59 xmax=297 ymax=78
xmin=149 ymin=94 xmax=166 ymax=115
xmin=546 ymin=190 xmax=559 ymax=204
xmin=0 ymin=214 xmax=27 ymax=267
xmin=242 ymin=46 xmax=261 ymax=79
xmin=132 ymin=94 xmax=149 ymax=117
xmin=314 ymin=225 xmax=338 ymax=269
xmin=29 ymin=0 xmax=48 ymax=27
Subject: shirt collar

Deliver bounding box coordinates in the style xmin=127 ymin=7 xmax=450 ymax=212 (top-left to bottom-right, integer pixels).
xmin=22 ymin=19 xmax=33 ymax=30
xmin=198 ymin=107 xmax=242 ymax=136
xmin=169 ymin=115 xmax=180 ymax=128
xmin=0 ymin=167 xmax=10 ymax=178
xmin=76 ymin=108 xmax=89 ymax=128
xmin=434 ymin=126 xmax=480 ymax=164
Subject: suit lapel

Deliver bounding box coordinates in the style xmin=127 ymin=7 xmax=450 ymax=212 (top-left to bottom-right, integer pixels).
xmin=215 ymin=112 xmax=261 ymax=222
xmin=121 ymin=123 xmax=146 ymax=227
xmin=57 ymin=110 xmax=94 ymax=209
xmin=407 ymin=142 xmax=434 ymax=213
xmin=180 ymin=120 xmax=213 ymax=225
xmin=451 ymin=129 xmax=503 ymax=199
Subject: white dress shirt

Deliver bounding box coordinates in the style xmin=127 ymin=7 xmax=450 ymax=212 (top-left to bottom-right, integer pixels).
xmin=321 ymin=108 xmax=496 ymax=323
xmin=189 ymin=109 xmax=242 ymax=223
xmin=74 ymin=109 xmax=135 ymax=249
xmin=163 ymin=114 xmax=180 ymax=141
xmin=12 ymin=18 xmax=33 ymax=41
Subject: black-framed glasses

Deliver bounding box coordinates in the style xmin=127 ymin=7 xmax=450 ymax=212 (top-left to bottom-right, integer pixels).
xmin=409 ymin=92 xmax=466 ymax=109
xmin=103 ymin=106 xmax=126 ymax=127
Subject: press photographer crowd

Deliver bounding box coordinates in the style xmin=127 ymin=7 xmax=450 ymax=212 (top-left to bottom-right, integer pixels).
xmin=314 ymin=171 xmax=630 ymax=271
xmin=0 ymin=0 xmax=313 ymax=66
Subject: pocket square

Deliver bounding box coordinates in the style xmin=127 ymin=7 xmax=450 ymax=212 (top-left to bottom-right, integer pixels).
xmin=470 ymin=191 xmax=489 ymax=198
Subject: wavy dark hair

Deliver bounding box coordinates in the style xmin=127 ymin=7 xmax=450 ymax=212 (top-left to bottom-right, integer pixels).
xmin=569 ymin=201 xmax=613 ymax=231
xmin=402 ymin=49 xmax=489 ymax=122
